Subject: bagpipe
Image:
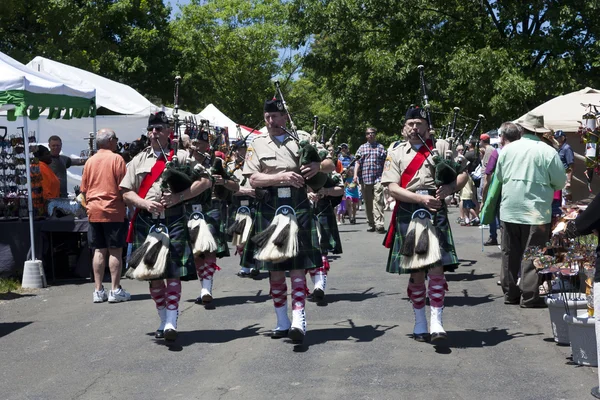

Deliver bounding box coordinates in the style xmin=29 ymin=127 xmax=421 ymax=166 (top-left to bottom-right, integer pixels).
xmin=396 ymin=66 xmax=468 ymax=270
xmin=128 ymin=77 xmax=207 ymax=279
xmin=578 ymin=105 xmax=600 ymax=192
xmin=275 ymin=81 xmax=331 ymax=192
xmin=247 ymin=82 xmax=334 ymax=263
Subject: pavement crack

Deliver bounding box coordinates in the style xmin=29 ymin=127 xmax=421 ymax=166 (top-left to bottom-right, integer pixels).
xmin=71 ymin=369 xmax=111 ymax=400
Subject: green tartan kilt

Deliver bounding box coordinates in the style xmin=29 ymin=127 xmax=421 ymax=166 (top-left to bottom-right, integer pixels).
xmin=316 ymin=199 xmax=343 ymax=255
xmin=240 ymin=186 xmax=322 ymax=271
xmin=185 ymin=200 xmax=230 ymax=258
xmin=130 ymin=210 xmax=193 ymax=280
xmin=385 ymin=201 xmax=459 ymax=275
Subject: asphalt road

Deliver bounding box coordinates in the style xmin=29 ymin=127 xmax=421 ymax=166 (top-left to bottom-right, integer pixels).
xmin=0 ymin=207 xmax=597 ymax=400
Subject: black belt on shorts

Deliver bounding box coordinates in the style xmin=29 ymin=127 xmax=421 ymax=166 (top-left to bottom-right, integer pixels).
xmin=139 ymin=205 xmax=184 ymax=219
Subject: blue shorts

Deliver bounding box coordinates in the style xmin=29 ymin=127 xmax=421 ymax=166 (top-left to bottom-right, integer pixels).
xmin=462 ymin=200 xmax=476 ymax=210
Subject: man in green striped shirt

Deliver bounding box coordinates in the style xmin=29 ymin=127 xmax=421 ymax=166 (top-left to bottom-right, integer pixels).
xmin=496 ymin=113 xmax=566 ymax=308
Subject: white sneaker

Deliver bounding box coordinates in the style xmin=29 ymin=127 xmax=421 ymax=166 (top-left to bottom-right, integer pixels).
xmin=93 ymin=287 xmax=108 ymax=303
xmin=108 ymin=287 xmax=131 ymax=303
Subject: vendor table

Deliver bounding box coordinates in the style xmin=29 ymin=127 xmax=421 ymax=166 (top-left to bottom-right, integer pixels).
xmin=0 ymin=217 xmax=89 ymax=282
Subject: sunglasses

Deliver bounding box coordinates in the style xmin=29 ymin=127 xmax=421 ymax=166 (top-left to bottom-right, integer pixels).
xmin=147 ymin=125 xmax=164 ymax=132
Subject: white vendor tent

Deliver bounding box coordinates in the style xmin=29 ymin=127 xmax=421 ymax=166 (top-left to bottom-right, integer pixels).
xmin=6 ymin=56 xmax=193 ymax=192
xmin=27 ymin=56 xmax=157 ymax=115
xmin=198 ymin=104 xmax=257 ymax=142
xmin=516 ymin=87 xmax=600 ymax=132
xmin=515 ymin=87 xmax=600 ymax=198
xmin=0 ymin=51 xmax=96 ymax=272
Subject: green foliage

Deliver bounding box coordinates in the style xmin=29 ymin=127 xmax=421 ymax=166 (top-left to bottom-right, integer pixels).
xmin=171 ymin=0 xmax=290 ymax=123
xmin=0 ymin=0 xmax=174 ymax=106
xmin=287 ymin=0 xmax=600 ymax=147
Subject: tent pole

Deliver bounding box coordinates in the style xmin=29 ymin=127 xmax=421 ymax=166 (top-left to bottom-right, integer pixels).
xmin=23 ymin=117 xmax=36 ymax=261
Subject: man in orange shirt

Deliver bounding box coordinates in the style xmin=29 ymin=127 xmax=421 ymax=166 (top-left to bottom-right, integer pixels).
xmin=80 ymin=128 xmax=130 ymax=304
xmin=34 ymin=145 xmax=60 ymax=201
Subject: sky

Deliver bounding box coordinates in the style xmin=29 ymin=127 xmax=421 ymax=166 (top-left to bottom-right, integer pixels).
xmin=165 ymin=0 xmax=188 ymax=18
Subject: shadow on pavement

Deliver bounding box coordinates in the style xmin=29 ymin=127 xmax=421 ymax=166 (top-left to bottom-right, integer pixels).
xmin=184 ymin=291 xmax=271 ymax=307
xmin=130 ymin=294 xmax=151 ymax=301
xmin=291 ymin=319 xmax=398 ymax=351
xmin=444 ymin=293 xmax=498 ymax=307
xmin=325 ymin=287 xmax=394 ymax=304
xmin=486 ymin=252 xmax=503 ymax=259
xmin=0 ymin=292 xmax=36 ymax=301
xmin=151 ymin=323 xmax=263 ymax=350
xmin=430 ymin=327 xmax=542 ymax=351
xmin=0 ymin=322 xmax=32 ymax=338
xmin=457 ymin=259 xmax=478 ymax=267
xmin=401 ymin=291 xmax=499 ymax=307
xmin=446 ymin=269 xmax=494 ymax=282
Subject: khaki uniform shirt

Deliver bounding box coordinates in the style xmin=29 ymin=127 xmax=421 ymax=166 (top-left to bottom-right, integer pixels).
xmin=120 ymin=147 xmax=191 ymax=202
xmin=242 ymin=131 xmax=312 ymax=178
xmin=381 ymin=139 xmax=451 ymax=191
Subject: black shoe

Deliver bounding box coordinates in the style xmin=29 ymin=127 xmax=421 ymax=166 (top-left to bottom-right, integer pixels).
xmin=155 ymin=329 xmax=164 ymax=339
xmin=484 ymin=238 xmax=499 ymax=246
xmin=164 ymin=328 xmax=177 ymax=342
xmin=350 ymin=218 xmax=356 ymax=224
xmin=236 ymin=270 xmax=251 ymax=278
xmin=376 ymin=226 xmax=386 ymax=234
xmin=195 ymin=296 xmax=203 ymax=305
xmin=504 ymin=298 xmax=520 ymax=305
xmin=413 ymin=332 xmax=430 ymax=342
xmin=520 ymin=299 xmax=547 ymax=309
xmin=367 ymin=226 xmax=376 ymax=232
xmin=313 ymin=288 xmax=325 ymax=302
xmin=430 ymin=332 xmax=447 ymax=341
xmin=250 ymin=268 xmax=260 ymax=277
xmin=288 ymin=327 xmax=305 ymax=343
xmin=269 ymin=329 xmax=289 ymax=339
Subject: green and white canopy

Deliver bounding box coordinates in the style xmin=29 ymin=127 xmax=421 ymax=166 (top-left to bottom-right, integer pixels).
xmin=0 ymin=51 xmax=96 ymax=121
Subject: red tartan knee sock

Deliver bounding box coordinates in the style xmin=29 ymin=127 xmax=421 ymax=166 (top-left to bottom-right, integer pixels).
xmin=428 ymin=274 xmax=448 ymax=308
xmin=150 ymin=281 xmax=166 ymax=310
xmin=291 ymin=274 xmax=307 ymax=310
xmin=195 ymin=260 xmax=205 ymax=279
xmin=199 ymin=263 xmax=221 ymax=280
xmin=321 ymin=255 xmax=331 ymax=272
xmin=407 ymin=281 xmax=427 ymax=310
xmin=165 ymin=279 xmax=182 ymax=311
xmin=270 ymin=275 xmax=287 ymax=308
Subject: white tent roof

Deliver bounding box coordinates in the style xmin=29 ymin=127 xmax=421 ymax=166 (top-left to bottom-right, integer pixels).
xmin=0 ymin=52 xmax=95 ymax=111
xmin=26 ymin=56 xmax=159 ymax=115
xmin=516 ymin=87 xmax=600 ymax=132
xmin=198 ymin=103 xmax=256 ymax=141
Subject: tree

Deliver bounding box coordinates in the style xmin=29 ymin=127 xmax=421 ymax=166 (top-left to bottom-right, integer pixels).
xmin=171 ymin=0 xmax=291 ymax=124
xmin=287 ymin=0 xmax=600 ymax=143
xmin=0 ymin=0 xmax=174 ymax=108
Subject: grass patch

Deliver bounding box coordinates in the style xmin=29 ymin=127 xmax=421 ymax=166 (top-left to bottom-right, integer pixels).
xmin=0 ymin=278 xmax=21 ymax=294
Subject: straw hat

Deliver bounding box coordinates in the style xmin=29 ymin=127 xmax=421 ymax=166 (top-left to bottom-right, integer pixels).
xmin=516 ymin=113 xmax=551 ymax=134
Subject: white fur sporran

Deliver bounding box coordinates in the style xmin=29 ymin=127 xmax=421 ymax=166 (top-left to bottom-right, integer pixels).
xmin=131 ymin=224 xmax=170 ymax=280
xmin=188 ymin=212 xmax=217 ymax=256
xmin=400 ymin=209 xmax=442 ymax=270
xmin=255 ymin=205 xmax=299 ymax=263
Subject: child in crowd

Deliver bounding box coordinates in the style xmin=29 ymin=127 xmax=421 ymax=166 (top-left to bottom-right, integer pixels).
xmin=336 ymin=192 xmax=347 ymax=225
xmin=459 ymin=175 xmax=480 ymax=226
xmin=344 ymin=169 xmax=359 ymax=224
